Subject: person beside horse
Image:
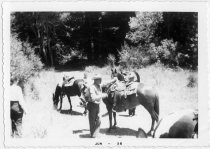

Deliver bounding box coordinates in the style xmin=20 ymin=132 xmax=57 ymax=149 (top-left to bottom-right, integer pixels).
xmin=10 ymin=77 xmax=28 ymax=137
xmin=84 ymin=74 xmax=117 ymax=138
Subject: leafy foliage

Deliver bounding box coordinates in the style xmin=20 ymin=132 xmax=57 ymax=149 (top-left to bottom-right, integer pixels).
xmin=11 ymin=12 xmax=198 ymax=70
xmin=125 ymin=12 xmax=198 ymax=69
xmin=10 ymin=36 xmax=43 ymax=83
xmin=187 ymin=74 xmax=197 ymax=88
xmin=150 ymin=39 xmax=178 ymax=67
xmin=118 ymin=44 xmax=150 ymax=69
xmin=126 ymin=12 xmax=163 ymax=46
xmin=107 ymin=54 xmax=116 ymax=68
xmin=156 ymin=12 xmax=198 ymax=69
xmin=11 ymin=12 xmax=134 ymax=65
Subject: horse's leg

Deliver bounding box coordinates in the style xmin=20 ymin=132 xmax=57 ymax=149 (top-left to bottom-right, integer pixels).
xmin=132 ymin=108 xmax=136 ymax=116
xmin=113 ymin=112 xmax=117 ymax=128
xmin=67 ymin=96 xmax=72 ymax=112
xmin=128 ymin=109 xmax=132 ymax=116
xmin=79 ymin=97 xmax=87 ymax=115
xmin=148 ymin=119 xmax=155 ymax=136
xmin=142 ymin=104 xmax=157 ymax=136
xmin=147 ymin=111 xmax=158 ymax=136
xmin=83 ymin=103 xmax=87 ymax=115
xmin=107 ymin=109 xmax=113 ymax=132
xmin=59 ymin=95 xmax=63 ymax=111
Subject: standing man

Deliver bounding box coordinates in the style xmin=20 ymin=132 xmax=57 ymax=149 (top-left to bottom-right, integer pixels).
xmin=10 ymin=77 xmax=28 ymax=137
xmin=87 ymin=74 xmax=116 ymax=138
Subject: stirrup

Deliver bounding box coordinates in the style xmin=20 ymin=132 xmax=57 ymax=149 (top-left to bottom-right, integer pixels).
xmin=112 ymin=109 xmax=116 ymax=112
xmin=112 ymin=106 xmax=117 ymax=112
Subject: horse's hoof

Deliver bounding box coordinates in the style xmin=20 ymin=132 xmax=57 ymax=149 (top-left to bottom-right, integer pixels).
xmin=147 ymin=130 xmax=153 ymax=136
xmin=112 ymin=126 xmax=117 ymax=129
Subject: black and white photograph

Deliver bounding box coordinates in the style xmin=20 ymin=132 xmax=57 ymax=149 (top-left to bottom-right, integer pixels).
xmin=1 ymin=1 xmax=210 ymax=148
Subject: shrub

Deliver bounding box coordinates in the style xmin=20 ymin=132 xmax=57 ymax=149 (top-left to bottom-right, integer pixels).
xmin=187 ymin=74 xmax=197 ymax=88
xmin=156 ymin=39 xmax=178 ymax=67
xmin=147 ymin=39 xmax=178 ymax=67
xmin=10 ymin=36 xmax=43 ymax=84
xmin=118 ymin=44 xmax=149 ymax=69
xmin=107 ymin=54 xmax=116 ymax=68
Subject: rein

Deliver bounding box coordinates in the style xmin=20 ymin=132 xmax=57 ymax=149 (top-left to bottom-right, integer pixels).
xmin=105 ymin=82 xmax=117 ymax=94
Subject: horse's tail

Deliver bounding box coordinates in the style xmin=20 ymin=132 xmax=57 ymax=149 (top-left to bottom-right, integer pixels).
xmin=154 ymin=93 xmax=160 ymax=118
xmin=133 ymin=70 xmax=140 ymax=82
xmin=53 ymin=84 xmax=61 ymax=107
xmin=152 ymin=118 xmax=162 ymax=138
xmin=153 ymin=94 xmax=161 ymax=138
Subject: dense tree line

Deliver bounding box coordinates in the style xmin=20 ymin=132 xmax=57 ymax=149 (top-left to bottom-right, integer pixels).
xmin=11 ymin=12 xmax=198 ymax=69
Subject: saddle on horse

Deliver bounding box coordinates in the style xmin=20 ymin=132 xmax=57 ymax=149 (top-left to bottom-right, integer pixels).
xmin=115 ymin=81 xmax=138 ymax=98
xmin=63 ymin=75 xmax=75 ymax=87
xmin=112 ymin=80 xmax=138 ymax=112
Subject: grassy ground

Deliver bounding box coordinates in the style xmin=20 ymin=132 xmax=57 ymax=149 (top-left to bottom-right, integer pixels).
xmin=20 ymin=64 xmax=197 ymax=138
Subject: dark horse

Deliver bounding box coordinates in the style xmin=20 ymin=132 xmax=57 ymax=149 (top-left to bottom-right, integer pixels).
xmin=101 ymin=68 xmax=140 ymax=131
xmin=52 ymin=79 xmax=87 ymax=115
xmin=104 ymin=68 xmax=159 ymax=135
xmin=111 ymin=68 xmax=139 ymax=116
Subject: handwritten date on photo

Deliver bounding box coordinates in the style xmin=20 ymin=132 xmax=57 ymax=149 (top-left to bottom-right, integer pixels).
xmin=95 ymin=142 xmax=122 ymax=146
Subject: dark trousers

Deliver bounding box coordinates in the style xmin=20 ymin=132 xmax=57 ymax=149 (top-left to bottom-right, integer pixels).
xmin=87 ymin=102 xmax=101 ymax=137
xmin=10 ymin=101 xmax=23 ymax=137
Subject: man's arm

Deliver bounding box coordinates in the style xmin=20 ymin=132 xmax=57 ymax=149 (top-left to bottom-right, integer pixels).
xmin=101 ymin=77 xmax=118 ymax=88
xmin=89 ymin=86 xmax=107 ymax=103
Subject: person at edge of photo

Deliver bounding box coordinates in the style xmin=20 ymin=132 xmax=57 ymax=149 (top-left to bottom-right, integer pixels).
xmin=10 ymin=77 xmax=28 ymax=138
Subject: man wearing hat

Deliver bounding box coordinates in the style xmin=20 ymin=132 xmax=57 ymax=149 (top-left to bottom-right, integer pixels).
xmin=87 ymin=74 xmax=117 ymax=138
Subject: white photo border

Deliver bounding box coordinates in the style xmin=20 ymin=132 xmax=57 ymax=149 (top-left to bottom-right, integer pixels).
xmin=2 ymin=0 xmax=210 ymax=147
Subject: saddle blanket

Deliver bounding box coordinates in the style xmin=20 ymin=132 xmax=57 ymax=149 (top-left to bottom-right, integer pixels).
xmin=64 ymin=78 xmax=75 ymax=86
xmin=115 ymin=82 xmax=138 ymax=96
xmin=126 ymin=82 xmax=138 ymax=95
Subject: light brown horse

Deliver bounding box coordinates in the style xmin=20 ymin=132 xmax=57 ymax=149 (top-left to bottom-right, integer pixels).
xmin=106 ymin=69 xmax=159 ymax=135
xmin=136 ymin=109 xmax=198 ymax=138
xmin=153 ymin=109 xmax=198 ymax=138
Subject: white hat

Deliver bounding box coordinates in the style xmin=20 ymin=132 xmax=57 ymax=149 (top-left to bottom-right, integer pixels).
xmin=92 ymin=74 xmax=102 ymax=80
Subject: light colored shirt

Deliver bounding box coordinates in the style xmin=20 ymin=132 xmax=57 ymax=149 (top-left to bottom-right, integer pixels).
xmin=89 ymin=84 xmax=103 ymax=104
xmin=10 ymin=84 xmax=27 ymax=113
xmin=88 ymin=79 xmax=117 ymax=104
xmin=84 ymin=78 xmax=93 ymax=87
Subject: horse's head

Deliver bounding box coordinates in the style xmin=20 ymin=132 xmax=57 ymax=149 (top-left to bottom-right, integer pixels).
xmin=111 ymin=67 xmax=117 ymax=79
xmin=111 ymin=68 xmax=124 ymax=81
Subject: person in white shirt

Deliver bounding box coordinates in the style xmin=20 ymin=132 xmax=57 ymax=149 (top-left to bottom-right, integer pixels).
xmin=87 ymin=74 xmax=117 ymax=138
xmin=10 ymin=77 xmax=27 ymax=137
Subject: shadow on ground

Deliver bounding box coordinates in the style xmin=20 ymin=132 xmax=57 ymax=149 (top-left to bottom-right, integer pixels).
xmin=118 ymin=114 xmax=132 ymax=117
xmin=73 ymin=129 xmax=89 ymax=134
xmin=72 ymin=129 xmax=91 ymax=138
xmin=79 ymin=134 xmax=92 ymax=138
xmin=60 ymin=110 xmax=83 ymax=116
xmin=100 ymin=127 xmax=137 ymax=137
